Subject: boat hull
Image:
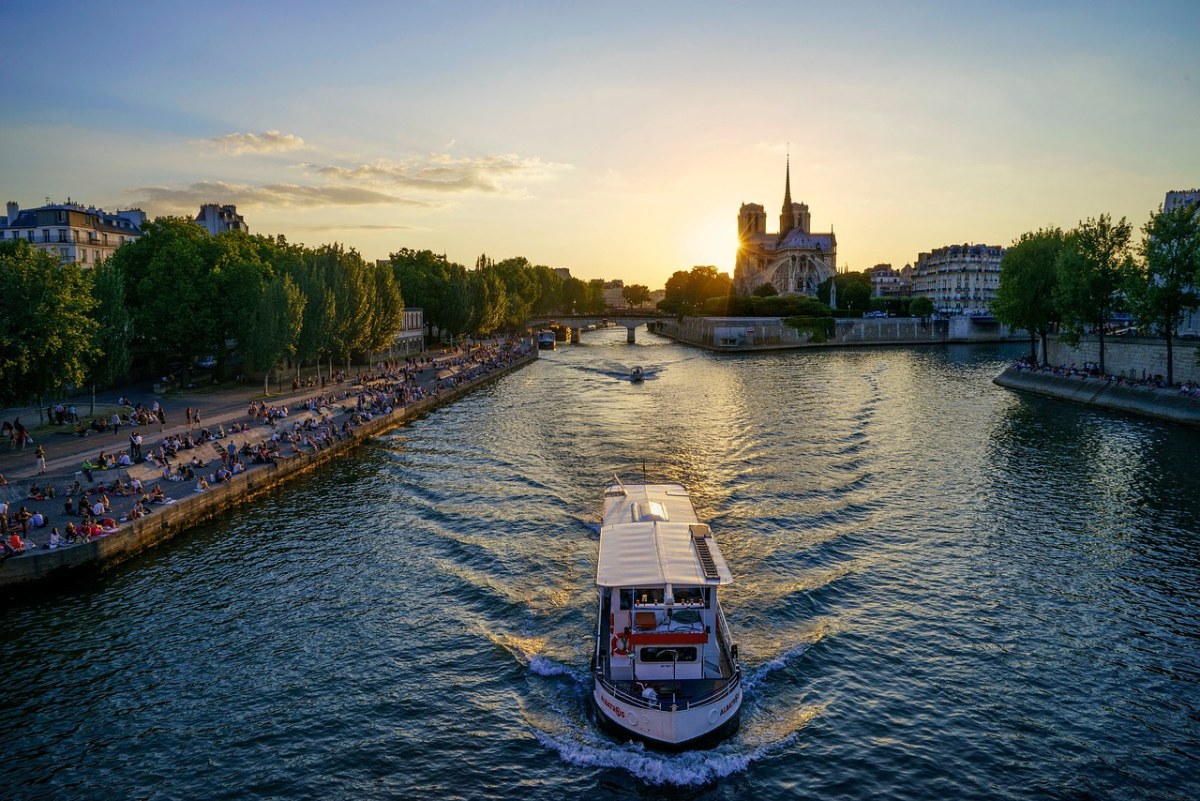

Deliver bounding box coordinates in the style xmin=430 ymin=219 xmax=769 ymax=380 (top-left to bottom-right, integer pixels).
xmin=591 ymin=678 xmax=742 ymax=750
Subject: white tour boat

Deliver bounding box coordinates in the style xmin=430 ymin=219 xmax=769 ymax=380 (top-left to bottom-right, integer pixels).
xmin=591 ymin=478 xmax=742 ymax=748
xmin=630 ymin=366 xmax=644 ymax=383
xmin=536 ymin=330 xmax=557 ymax=350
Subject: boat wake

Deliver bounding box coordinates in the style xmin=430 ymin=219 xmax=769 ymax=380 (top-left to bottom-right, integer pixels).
xmin=525 ymin=647 xmax=823 ymax=786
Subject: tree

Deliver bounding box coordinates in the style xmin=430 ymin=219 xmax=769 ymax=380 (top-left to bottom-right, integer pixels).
xmin=467 ymin=267 xmax=507 ymax=336
xmin=322 ymin=245 xmax=376 ymax=372
xmin=87 ymin=257 xmax=133 ymax=413
xmin=833 ymin=271 xmax=872 ymax=312
xmin=492 ymin=256 xmax=537 ymax=328
xmin=1126 ymin=204 xmax=1200 ymax=386
xmin=292 ymin=253 xmax=336 ymax=380
xmin=910 ymin=296 xmax=935 ymax=321
xmin=584 ymin=279 xmax=608 ymax=314
xmin=0 ymin=240 xmax=98 ymax=414
xmin=531 ymin=265 xmax=564 ymax=316
xmin=622 ymin=283 xmax=652 ymax=307
xmin=441 ymin=263 xmax=472 ymax=339
xmin=210 ymin=231 xmax=273 ymax=375
xmin=390 ymin=248 xmax=456 ymax=339
xmin=1055 ymin=214 xmax=1134 ymax=375
xmin=248 ymin=273 xmax=306 ymax=395
xmin=992 ymin=227 xmax=1066 ymax=364
xmin=561 ymin=276 xmax=588 ymax=314
xmin=659 ymin=266 xmax=734 ymax=316
xmin=365 ymin=262 xmax=404 ymax=362
xmin=751 ymin=282 xmax=778 ymax=297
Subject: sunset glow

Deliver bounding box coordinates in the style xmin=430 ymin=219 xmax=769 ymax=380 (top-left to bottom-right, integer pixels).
xmin=2 ymin=1 xmax=1197 ymax=289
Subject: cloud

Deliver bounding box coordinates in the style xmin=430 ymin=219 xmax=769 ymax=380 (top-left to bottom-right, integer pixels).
xmin=294 ymin=223 xmax=415 ymax=232
xmin=295 ymin=152 xmax=573 ymax=194
xmin=128 ymin=180 xmax=430 ymax=212
xmin=206 ymin=130 xmax=307 ymax=154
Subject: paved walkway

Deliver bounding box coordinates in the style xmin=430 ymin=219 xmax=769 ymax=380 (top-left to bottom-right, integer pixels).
xmin=0 ymin=345 xmax=500 ymax=554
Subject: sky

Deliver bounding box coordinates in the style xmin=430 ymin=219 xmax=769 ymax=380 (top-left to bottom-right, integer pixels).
xmin=2 ymin=1 xmax=1198 ymax=289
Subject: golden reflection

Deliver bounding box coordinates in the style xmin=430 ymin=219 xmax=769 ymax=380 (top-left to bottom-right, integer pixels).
xmin=739 ymin=702 xmax=826 ymax=750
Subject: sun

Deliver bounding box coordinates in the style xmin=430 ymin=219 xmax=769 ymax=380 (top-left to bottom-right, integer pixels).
xmin=681 ymin=213 xmax=739 ymax=272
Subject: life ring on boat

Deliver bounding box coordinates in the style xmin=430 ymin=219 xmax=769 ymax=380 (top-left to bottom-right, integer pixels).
xmin=611 ymin=634 xmax=631 ymax=656
xmin=708 ymin=708 xmax=720 ymax=724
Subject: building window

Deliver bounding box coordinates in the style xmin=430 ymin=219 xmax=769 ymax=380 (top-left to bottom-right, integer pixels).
xmin=58 ymin=229 xmax=68 ymax=242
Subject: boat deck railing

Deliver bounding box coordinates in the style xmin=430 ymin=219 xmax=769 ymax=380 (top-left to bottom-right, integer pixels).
xmin=595 ymin=668 xmax=741 ymax=712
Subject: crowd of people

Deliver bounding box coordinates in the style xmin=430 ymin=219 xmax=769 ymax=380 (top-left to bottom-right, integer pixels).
xmin=1012 ymin=356 xmax=1199 ymax=395
xmin=0 ymin=338 xmax=534 ymax=562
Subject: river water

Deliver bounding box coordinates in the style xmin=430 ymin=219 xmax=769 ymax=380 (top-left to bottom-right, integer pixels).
xmin=3 ymin=328 xmax=1199 ymax=800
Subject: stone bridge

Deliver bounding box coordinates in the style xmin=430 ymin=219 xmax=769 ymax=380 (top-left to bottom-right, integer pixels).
xmin=527 ymin=314 xmax=660 ymax=344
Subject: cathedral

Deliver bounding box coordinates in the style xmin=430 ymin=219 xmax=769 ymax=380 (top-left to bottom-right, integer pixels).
xmin=733 ymin=158 xmax=837 ymax=296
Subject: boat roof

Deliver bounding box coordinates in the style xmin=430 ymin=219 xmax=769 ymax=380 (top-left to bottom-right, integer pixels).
xmin=596 ymin=482 xmax=734 ymax=588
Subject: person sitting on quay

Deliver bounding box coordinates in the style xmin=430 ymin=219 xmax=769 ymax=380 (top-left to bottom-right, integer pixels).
xmin=27 ymin=483 xmax=46 ymax=501
xmin=48 ymin=527 xmax=65 ymax=549
xmin=14 ymin=506 xmax=32 ymax=534
xmin=195 ymin=477 xmax=211 ymax=492
xmin=64 ymin=522 xmax=80 ymax=542
xmin=91 ymin=498 xmax=105 ymax=518
xmin=29 ymin=510 xmax=46 ymax=529
xmin=63 ymin=496 xmax=75 ymax=516
xmin=150 ymin=486 xmax=166 ymax=504
xmin=7 ymin=531 xmax=27 ymax=554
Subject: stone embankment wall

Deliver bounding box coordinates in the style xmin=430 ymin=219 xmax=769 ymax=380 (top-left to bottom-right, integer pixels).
xmin=993 ymin=367 xmax=1200 ymax=427
xmin=1044 ymin=335 xmax=1200 ymax=385
xmin=1 ymin=354 xmax=536 ymax=592
xmin=654 ymin=316 xmax=1019 ymax=351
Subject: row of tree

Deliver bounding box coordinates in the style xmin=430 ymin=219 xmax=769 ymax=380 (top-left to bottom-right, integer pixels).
xmin=3 ymin=219 xmax=630 ymax=411
xmin=993 ymin=204 xmax=1200 ymax=385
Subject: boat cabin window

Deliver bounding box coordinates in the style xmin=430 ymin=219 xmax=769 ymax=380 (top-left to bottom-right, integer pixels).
xmin=639 ymin=647 xmax=697 ymax=663
xmin=634 ymin=588 xmax=664 ymax=605
xmin=619 ymin=589 xmax=633 ymax=610
xmin=674 ymin=586 xmax=707 ymax=607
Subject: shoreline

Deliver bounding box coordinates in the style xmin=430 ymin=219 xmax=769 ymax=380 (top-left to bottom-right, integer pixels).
xmin=993 ymin=366 xmax=1200 ymax=427
xmin=1 ymin=349 xmax=537 ymax=593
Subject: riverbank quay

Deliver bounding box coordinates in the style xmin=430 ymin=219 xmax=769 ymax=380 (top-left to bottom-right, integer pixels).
xmin=651 ymin=315 xmax=1021 ymax=351
xmin=1044 ymin=333 xmax=1200 ymax=386
xmin=0 ymin=344 xmax=537 ymax=593
xmin=994 ymin=365 xmax=1200 ymax=427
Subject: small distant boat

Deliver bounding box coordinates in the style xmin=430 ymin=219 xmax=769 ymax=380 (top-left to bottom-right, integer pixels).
xmin=591 ymin=478 xmax=742 ymax=749
xmin=536 ymin=331 xmax=557 ymax=350
xmin=630 ymin=366 xmax=644 ymax=382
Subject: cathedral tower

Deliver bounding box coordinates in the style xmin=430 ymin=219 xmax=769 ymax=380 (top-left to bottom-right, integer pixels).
xmin=778 ymin=155 xmax=810 ymax=237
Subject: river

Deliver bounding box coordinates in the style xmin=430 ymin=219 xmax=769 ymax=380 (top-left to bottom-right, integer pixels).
xmin=3 ymin=328 xmax=1198 ymax=800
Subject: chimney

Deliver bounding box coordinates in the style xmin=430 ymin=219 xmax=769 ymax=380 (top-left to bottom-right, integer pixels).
xmin=6 ymin=201 xmax=17 ymax=223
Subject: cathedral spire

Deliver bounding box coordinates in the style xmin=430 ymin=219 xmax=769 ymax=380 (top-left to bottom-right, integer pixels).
xmin=783 ymin=149 xmax=792 ymax=210
xmin=779 ymin=149 xmax=795 ymax=237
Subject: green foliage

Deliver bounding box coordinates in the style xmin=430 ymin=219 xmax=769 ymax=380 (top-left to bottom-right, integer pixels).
xmin=467 ymin=267 xmax=507 ymax=335
xmin=622 ymin=283 xmax=652 ymax=307
xmin=835 ymin=271 xmax=872 ymax=311
xmin=910 ymin=296 xmax=935 ymax=319
xmin=88 ymin=257 xmax=132 ymax=390
xmin=993 ymin=227 xmax=1065 ymax=361
xmin=249 ymin=273 xmax=306 ymax=393
xmin=0 ymin=239 xmax=98 ymax=406
xmin=561 ymin=276 xmax=588 ymax=314
xmin=752 ymin=282 xmax=778 ymax=297
xmin=783 ymin=316 xmax=835 ymax=343
xmin=1054 ymin=214 xmax=1134 ymax=373
xmin=1126 ymin=203 xmax=1200 ymax=384
xmin=659 ymin=266 xmax=734 ymax=315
